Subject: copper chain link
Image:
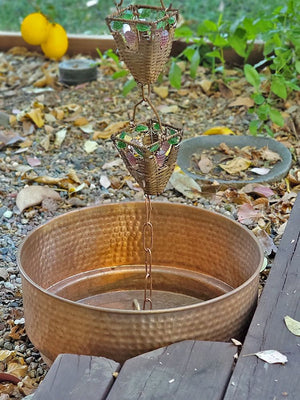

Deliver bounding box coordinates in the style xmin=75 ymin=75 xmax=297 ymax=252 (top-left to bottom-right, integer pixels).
xmin=143 ymin=195 xmax=153 ymax=310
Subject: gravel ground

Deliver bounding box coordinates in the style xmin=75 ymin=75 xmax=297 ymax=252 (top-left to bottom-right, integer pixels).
xmin=0 ymin=48 xmax=299 ymax=398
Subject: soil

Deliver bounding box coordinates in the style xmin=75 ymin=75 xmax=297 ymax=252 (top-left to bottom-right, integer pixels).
xmin=0 ymin=46 xmax=299 ymax=398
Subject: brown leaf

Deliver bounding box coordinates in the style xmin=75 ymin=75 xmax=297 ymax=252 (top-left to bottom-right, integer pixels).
xmin=153 ymin=86 xmax=169 ymax=99
xmin=218 ymin=80 xmax=234 ymax=98
xmin=199 ymin=79 xmax=213 ymax=94
xmin=237 ymin=203 xmax=260 ymax=225
xmin=8 ymin=325 xmax=25 ymax=341
xmin=68 ymin=169 xmax=81 ymax=184
xmin=6 ymin=363 xmax=27 ymax=379
xmin=0 ymin=129 xmax=24 ymax=147
xmin=22 ymin=120 xmax=35 ymax=136
xmin=198 ymin=154 xmax=213 ymax=174
xmin=229 ymin=96 xmax=254 ymax=108
xmin=93 ymin=121 xmax=129 ymax=140
xmin=16 ymin=186 xmax=61 ymax=213
xmin=256 ymin=230 xmax=277 ymax=255
xmin=260 ymin=147 xmax=282 ymax=163
xmin=73 ymin=117 xmax=89 ymax=126
xmin=220 ymin=157 xmax=251 ymax=175
xmin=25 ymin=108 xmax=44 ymax=128
xmin=33 ymin=69 xmax=56 ymax=88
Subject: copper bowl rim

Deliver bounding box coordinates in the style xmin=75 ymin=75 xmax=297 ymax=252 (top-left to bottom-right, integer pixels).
xmin=17 ymin=201 xmax=264 ymax=314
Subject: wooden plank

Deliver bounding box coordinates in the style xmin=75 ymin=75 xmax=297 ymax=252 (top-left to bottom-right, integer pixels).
xmin=0 ymin=32 xmax=115 ymax=56
xmin=32 ymin=354 xmax=120 ymax=400
xmin=223 ymin=194 xmax=300 ymax=400
xmin=0 ymin=32 xmax=263 ymax=65
xmin=106 ymin=340 xmax=236 ymax=400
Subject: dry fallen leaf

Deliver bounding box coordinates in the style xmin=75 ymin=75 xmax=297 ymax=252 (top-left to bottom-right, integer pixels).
xmin=260 ymin=147 xmax=282 ymax=163
xmin=284 ymin=316 xmax=300 ymax=336
xmin=169 ymin=169 xmax=202 ymax=199
xmin=6 ymin=363 xmax=28 ymax=379
xmin=55 ymin=128 xmax=67 ymax=148
xmin=218 ymin=80 xmax=234 ymax=98
xmin=25 ymin=108 xmax=44 ymax=128
xmin=84 ymin=140 xmax=98 ymax=153
xmin=16 ymin=186 xmax=61 ymax=213
xmin=198 ymin=154 xmax=213 ymax=174
xmin=256 ymin=229 xmax=277 ymax=255
xmin=199 ymin=79 xmax=213 ymax=94
xmin=220 ymin=157 xmax=251 ymax=175
xmin=254 ymin=350 xmax=288 ymax=365
xmin=0 ymin=350 xmax=15 ymax=362
xmin=93 ymin=120 xmax=129 ymax=140
xmin=0 ymin=129 xmax=24 ymax=147
xmin=237 ymin=203 xmax=260 ymax=225
xmin=229 ymin=96 xmax=254 ymax=108
xmin=157 ymin=104 xmax=179 ymax=114
xmin=153 ymin=85 xmax=169 ymax=99
xmin=202 ymin=126 xmax=235 ymax=135
xmin=250 ymin=167 xmax=270 ymax=175
xmin=73 ymin=117 xmax=89 ymax=126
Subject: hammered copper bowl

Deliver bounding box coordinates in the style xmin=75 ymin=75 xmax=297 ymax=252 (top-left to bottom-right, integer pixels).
xmin=18 ymin=202 xmax=263 ymax=364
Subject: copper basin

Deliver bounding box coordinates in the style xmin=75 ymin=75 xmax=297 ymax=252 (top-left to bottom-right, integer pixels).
xmin=18 ymin=202 xmax=263 ymax=364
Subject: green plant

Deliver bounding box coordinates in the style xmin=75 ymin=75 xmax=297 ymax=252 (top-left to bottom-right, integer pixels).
xmin=95 ymin=48 xmax=137 ymax=96
xmin=170 ymin=0 xmax=300 ymax=136
xmin=244 ymin=1 xmax=300 ymax=135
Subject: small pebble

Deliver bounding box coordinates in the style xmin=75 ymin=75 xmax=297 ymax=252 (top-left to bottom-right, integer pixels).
xmin=4 ymin=282 xmax=15 ymax=290
xmin=3 ymin=210 xmax=13 ymax=219
xmin=4 ymin=341 xmax=13 ymax=350
xmin=29 ymin=370 xmax=36 ymax=378
xmin=36 ymin=367 xmax=44 ymax=376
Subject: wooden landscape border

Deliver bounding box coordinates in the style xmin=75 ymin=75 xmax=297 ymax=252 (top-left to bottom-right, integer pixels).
xmin=0 ymin=31 xmax=264 ymax=67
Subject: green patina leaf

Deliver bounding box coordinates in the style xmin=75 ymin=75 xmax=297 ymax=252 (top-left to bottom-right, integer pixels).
xmin=119 ymin=131 xmax=126 ymax=139
xmin=117 ymin=141 xmax=126 ymax=149
xmin=169 ymin=129 xmax=176 ymax=135
xmin=135 ymin=124 xmax=148 ymax=132
xmin=168 ymin=136 xmax=180 ymax=145
xmin=111 ymin=21 xmax=123 ymax=31
xmin=138 ymin=8 xmax=151 ymax=19
xmin=153 ymin=123 xmax=160 ymax=130
xmin=134 ymin=147 xmax=144 ymax=157
xmin=168 ymin=16 xmax=176 ymax=25
xmin=136 ymin=23 xmax=150 ymax=32
xmin=121 ymin=10 xmax=134 ymax=20
xmin=157 ymin=11 xmax=166 ymax=19
xmin=157 ymin=20 xmax=166 ymax=29
xmin=149 ymin=143 xmax=160 ymax=152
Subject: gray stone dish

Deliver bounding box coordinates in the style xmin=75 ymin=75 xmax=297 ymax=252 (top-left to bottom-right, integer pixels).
xmin=177 ymin=135 xmax=292 ymax=185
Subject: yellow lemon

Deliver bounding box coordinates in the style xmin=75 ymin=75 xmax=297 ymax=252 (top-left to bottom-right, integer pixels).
xmin=41 ymin=23 xmax=68 ymax=60
xmin=21 ymin=12 xmax=50 ymax=45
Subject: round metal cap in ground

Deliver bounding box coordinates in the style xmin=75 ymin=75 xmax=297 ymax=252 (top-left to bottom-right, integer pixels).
xmin=59 ymin=59 xmax=97 ymax=85
xmin=177 ymin=135 xmax=292 ymax=185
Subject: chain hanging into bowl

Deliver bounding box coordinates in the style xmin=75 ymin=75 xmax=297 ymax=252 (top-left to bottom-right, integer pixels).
xmin=106 ymin=0 xmax=183 ymax=310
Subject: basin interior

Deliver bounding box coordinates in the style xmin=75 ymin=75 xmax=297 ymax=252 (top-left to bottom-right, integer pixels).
xmin=47 ymin=264 xmax=234 ymax=310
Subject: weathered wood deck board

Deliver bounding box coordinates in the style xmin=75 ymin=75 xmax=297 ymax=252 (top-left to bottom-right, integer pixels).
xmin=32 ymin=354 xmax=120 ymax=400
xmin=223 ymin=194 xmax=300 ymax=400
xmin=106 ymin=340 xmax=236 ymax=400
